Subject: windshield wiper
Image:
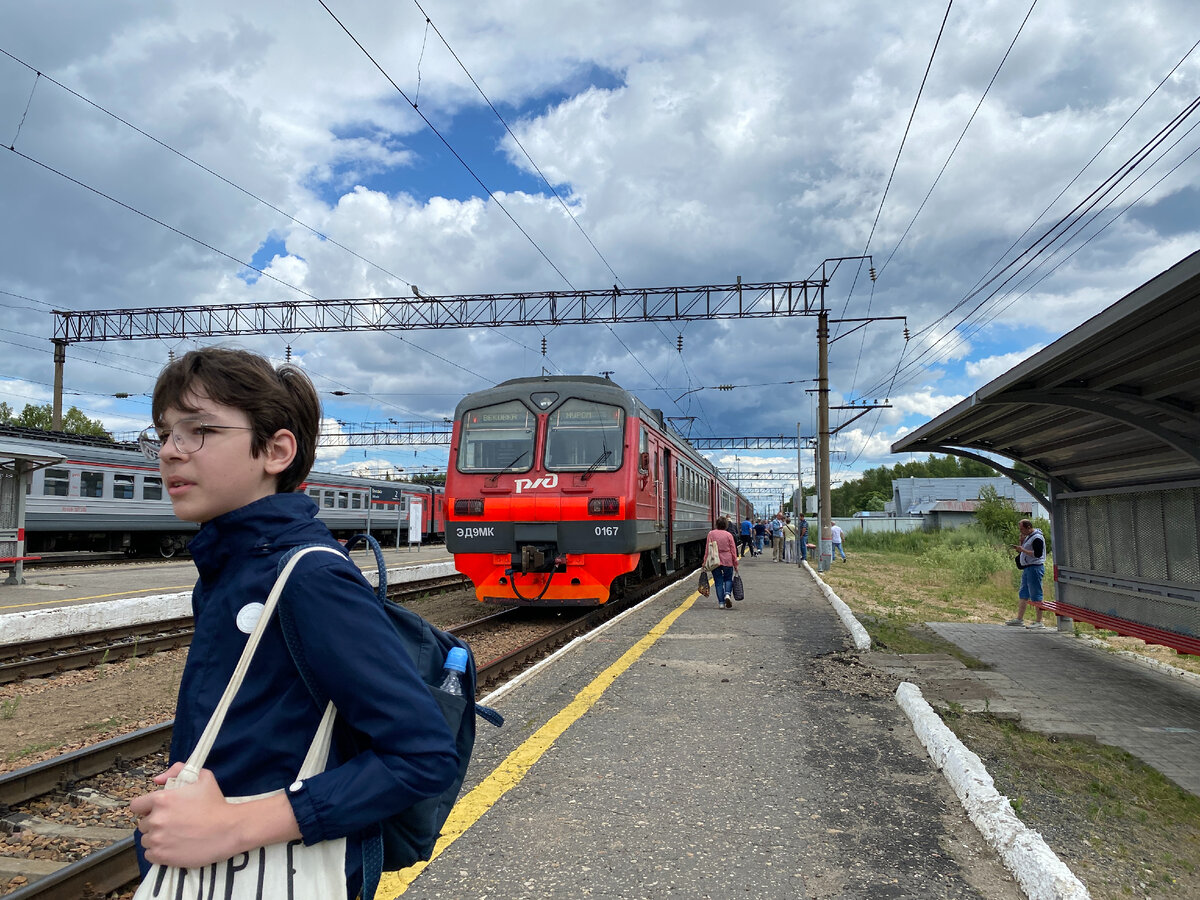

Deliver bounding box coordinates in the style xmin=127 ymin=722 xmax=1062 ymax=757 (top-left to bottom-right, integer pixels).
xmin=580 ymin=446 xmax=612 ymax=482
xmin=486 ymin=449 xmax=530 ymax=484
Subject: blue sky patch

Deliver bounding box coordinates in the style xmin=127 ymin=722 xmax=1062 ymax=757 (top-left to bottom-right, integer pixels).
xmin=239 ymin=234 xmax=290 ymax=284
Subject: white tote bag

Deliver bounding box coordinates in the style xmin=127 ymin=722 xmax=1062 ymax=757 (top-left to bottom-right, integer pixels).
xmin=704 ymin=537 xmax=722 ymax=571
xmin=135 ymin=547 xmax=348 ymax=900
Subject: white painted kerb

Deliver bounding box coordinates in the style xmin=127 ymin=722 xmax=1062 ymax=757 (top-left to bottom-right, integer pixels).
xmin=896 ymin=681 xmax=1090 ymax=900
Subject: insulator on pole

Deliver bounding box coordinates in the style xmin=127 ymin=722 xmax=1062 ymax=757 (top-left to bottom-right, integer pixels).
xmin=285 ymin=345 xmax=292 ymax=362
xmin=541 ymin=336 xmax=547 ymax=355
xmin=676 ymin=334 xmax=683 ymax=353
xmin=869 ymin=266 xmax=877 ymax=282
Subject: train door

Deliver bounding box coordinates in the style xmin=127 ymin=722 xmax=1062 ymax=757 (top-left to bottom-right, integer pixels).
xmin=662 ymin=447 xmax=674 ymax=569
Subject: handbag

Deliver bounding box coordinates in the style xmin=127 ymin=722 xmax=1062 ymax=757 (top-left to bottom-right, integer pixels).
xmin=704 ymin=538 xmax=721 ymax=571
xmin=134 ymin=547 xmax=347 ymax=900
xmin=731 ymin=573 xmax=744 ymax=602
xmin=697 ymin=570 xmax=711 ymax=596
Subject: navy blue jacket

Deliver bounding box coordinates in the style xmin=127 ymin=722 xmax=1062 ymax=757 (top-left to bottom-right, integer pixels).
xmin=135 ymin=493 xmax=459 ymax=893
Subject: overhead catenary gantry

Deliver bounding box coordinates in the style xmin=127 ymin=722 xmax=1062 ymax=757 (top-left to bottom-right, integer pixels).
xmin=50 ymin=261 xmax=900 ymax=547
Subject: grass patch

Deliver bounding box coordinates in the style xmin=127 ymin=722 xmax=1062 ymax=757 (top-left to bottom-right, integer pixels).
xmin=943 ymin=712 xmax=1200 ymax=898
xmin=822 ymin=528 xmax=1200 ymax=897
xmin=6 ymin=742 xmax=57 ymax=764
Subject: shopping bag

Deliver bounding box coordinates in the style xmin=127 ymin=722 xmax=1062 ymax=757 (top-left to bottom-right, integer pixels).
xmin=731 ymin=573 xmax=744 ymax=601
xmin=704 ymin=539 xmax=721 ymax=571
xmin=697 ymin=570 xmax=711 ymax=596
xmin=134 ymin=548 xmax=348 ymax=900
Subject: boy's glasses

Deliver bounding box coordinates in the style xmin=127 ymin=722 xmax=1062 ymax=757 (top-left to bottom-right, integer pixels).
xmin=138 ymin=421 xmax=254 ymax=460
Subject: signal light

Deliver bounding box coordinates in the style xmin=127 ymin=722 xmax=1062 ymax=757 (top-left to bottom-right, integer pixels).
xmin=588 ymin=497 xmax=620 ymax=515
xmin=454 ymin=499 xmax=485 ymax=516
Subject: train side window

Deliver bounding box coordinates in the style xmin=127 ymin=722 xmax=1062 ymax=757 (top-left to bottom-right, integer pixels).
xmin=337 ymin=491 xmax=349 ymax=509
xmin=351 ymin=493 xmax=363 ymax=509
xmin=307 ymin=488 xmax=321 ymax=502
xmin=143 ymin=476 xmax=163 ymax=501
xmin=323 ymin=491 xmax=335 ymax=508
xmin=113 ymin=473 xmax=135 ymax=500
xmin=43 ymin=468 xmax=70 ymax=497
xmin=639 ymin=427 xmax=649 ymax=474
xmin=80 ymin=470 xmax=104 ymax=499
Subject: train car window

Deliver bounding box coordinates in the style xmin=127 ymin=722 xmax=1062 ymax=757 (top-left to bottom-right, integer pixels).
xmin=113 ymin=473 xmax=135 ymax=500
xmin=351 ymin=493 xmax=363 ymax=509
xmin=337 ymin=492 xmax=349 ymax=509
xmin=458 ymin=401 xmax=536 ymax=473
xmin=323 ymin=491 xmax=335 ymax=508
xmin=143 ymin=476 xmax=163 ymax=501
xmin=307 ymin=488 xmax=321 ymax=502
xmin=80 ymin=471 xmax=104 ymax=499
xmin=545 ymin=399 xmax=624 ymax=472
xmin=43 ymin=468 xmax=69 ymax=497
xmin=639 ymin=427 xmax=649 ymax=473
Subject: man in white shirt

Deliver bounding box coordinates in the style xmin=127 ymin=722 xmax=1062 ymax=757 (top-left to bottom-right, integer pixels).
xmin=830 ymin=523 xmax=847 ymax=561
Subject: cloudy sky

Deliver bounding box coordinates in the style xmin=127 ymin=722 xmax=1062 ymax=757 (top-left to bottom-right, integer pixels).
xmin=2 ymin=1 xmax=1198 ymax=500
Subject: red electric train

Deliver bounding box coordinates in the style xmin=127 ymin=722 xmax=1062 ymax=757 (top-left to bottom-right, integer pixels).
xmin=445 ymin=375 xmax=753 ymax=605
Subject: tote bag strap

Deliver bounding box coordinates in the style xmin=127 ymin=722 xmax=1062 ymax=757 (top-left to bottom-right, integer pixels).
xmin=176 ymin=546 xmax=344 ymax=786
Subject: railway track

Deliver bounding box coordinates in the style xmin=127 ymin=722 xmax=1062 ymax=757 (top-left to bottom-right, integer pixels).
xmin=0 ymin=570 xmax=685 ymax=898
xmin=0 ymin=574 xmax=471 ymax=686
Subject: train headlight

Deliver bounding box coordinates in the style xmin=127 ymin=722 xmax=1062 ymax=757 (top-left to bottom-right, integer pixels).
xmin=587 ymin=497 xmax=620 ymax=515
xmin=454 ymin=499 xmax=485 ymax=516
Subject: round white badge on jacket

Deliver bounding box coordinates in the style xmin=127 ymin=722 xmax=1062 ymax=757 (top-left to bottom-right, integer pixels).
xmin=235 ymin=602 xmax=265 ymax=634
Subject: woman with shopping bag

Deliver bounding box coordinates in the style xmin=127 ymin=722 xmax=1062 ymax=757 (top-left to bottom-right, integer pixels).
xmin=704 ymin=517 xmax=740 ymax=609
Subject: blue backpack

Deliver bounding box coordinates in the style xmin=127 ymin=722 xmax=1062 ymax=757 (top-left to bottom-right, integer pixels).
xmin=277 ymin=534 xmax=502 ymax=896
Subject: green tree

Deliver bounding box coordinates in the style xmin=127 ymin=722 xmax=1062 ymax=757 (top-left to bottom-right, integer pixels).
xmin=10 ymin=403 xmax=111 ymax=438
xmin=410 ymin=471 xmax=446 ymax=487
xmin=831 ymin=454 xmax=1002 ymax=515
xmin=974 ymin=485 xmax=1020 ymax=543
xmin=0 ymin=401 xmax=11 ymax=423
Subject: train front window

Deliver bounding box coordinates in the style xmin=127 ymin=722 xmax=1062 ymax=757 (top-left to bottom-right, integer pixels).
xmin=544 ymin=399 xmax=624 ymax=472
xmin=458 ymin=401 xmax=536 ymax=473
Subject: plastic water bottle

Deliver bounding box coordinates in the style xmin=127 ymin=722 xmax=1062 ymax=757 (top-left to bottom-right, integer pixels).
xmin=439 ymin=646 xmax=469 ymax=696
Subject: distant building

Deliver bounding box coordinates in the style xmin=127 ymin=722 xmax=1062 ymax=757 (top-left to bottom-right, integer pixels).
xmin=887 ymin=477 xmax=1045 ymax=530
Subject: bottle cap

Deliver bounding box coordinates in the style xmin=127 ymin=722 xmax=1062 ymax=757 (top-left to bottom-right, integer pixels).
xmin=445 ymin=646 xmax=469 ymax=673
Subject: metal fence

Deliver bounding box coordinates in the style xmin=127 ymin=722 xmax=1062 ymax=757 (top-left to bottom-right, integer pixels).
xmin=1056 ymin=482 xmax=1200 ymax=642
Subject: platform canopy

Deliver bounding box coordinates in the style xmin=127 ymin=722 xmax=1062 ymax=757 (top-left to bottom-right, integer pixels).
xmin=892 ymin=250 xmax=1200 ymax=494
xmin=0 ymin=441 xmax=65 ymax=470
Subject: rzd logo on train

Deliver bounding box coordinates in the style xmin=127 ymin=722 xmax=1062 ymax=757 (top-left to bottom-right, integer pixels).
xmin=514 ymin=474 xmax=559 ymax=493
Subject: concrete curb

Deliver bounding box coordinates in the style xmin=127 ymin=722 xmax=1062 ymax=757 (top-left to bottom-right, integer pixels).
xmin=1075 ymin=633 xmax=1200 ymax=686
xmin=800 ymin=559 xmax=871 ymax=650
xmin=896 ymin=682 xmax=1091 ymax=899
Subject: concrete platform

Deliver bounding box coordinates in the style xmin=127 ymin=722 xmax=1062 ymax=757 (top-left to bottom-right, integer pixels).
xmin=395 ymin=556 xmax=1025 ymax=899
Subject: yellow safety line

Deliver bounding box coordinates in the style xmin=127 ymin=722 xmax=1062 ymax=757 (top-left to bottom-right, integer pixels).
xmin=0 ymin=586 xmax=193 ymax=611
xmin=379 ymin=588 xmax=701 ymax=898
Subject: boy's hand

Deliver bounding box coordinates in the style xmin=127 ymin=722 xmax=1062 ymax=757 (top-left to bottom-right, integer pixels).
xmin=132 ymin=767 xmax=240 ymax=867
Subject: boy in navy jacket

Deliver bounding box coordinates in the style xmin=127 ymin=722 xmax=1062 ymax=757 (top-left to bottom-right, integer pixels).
xmin=130 ymin=347 xmax=458 ymax=897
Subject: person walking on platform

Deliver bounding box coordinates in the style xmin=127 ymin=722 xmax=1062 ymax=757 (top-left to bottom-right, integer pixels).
xmin=706 ymin=517 xmax=740 ymax=609
xmin=797 ymin=513 xmax=809 ymax=562
xmin=1006 ymin=518 xmax=1048 ymax=629
xmin=739 ymin=515 xmax=753 ymax=557
xmin=830 ymin=522 xmax=847 ymax=561
xmin=769 ymin=513 xmax=785 ymax=561
xmin=753 ymin=518 xmax=767 ymax=556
